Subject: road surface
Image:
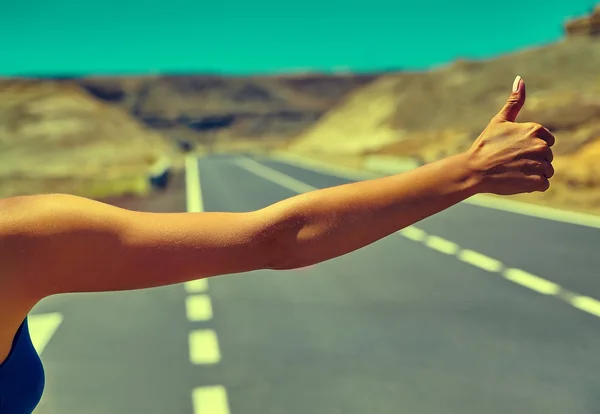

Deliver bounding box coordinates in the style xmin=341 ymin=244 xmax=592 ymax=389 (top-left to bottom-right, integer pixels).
xmin=32 ymin=153 xmax=600 ymax=414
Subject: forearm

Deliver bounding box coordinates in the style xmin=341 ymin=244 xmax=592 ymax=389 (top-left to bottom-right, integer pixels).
xmin=263 ymin=152 xmax=481 ymax=269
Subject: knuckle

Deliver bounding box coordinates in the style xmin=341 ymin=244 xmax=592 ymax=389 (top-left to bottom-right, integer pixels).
xmin=526 ymin=159 xmax=543 ymax=169
xmin=524 ymin=122 xmax=542 ymax=132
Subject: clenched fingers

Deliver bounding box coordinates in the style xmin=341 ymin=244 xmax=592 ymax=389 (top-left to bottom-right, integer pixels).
xmin=520 ymin=157 xmax=554 ymax=178
xmin=541 ymin=146 xmax=554 ymax=162
xmin=530 ymin=175 xmax=550 ymax=192
xmin=542 ymin=159 xmax=554 ymax=178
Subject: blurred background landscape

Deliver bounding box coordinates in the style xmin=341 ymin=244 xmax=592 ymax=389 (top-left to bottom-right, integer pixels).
xmin=5 ymin=1 xmax=600 ymax=414
xmin=2 ymin=2 xmax=600 ymax=214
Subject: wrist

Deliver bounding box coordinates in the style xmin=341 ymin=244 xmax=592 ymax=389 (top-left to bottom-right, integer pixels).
xmin=449 ymin=151 xmax=485 ymax=197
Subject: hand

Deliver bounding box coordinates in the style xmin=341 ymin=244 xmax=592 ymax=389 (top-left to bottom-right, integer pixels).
xmin=467 ymin=76 xmax=555 ymax=195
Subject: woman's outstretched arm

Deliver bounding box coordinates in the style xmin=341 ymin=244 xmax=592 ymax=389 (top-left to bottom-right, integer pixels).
xmin=0 ymin=76 xmax=554 ymax=299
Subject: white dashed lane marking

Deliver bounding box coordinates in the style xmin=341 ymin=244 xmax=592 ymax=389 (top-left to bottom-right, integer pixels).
xmin=189 ymin=329 xmax=222 ymax=365
xmin=187 ymin=154 xmax=600 ymax=414
xmin=235 ymin=157 xmax=600 ymax=322
xmin=186 ymin=295 xmax=214 ymax=322
xmin=457 ymin=249 xmax=503 ymax=273
xmin=185 ymin=155 xmax=231 ymax=414
xmin=425 ymin=236 xmax=459 ymax=255
xmin=569 ymin=296 xmax=600 ymax=317
xmin=185 ymin=278 xmax=208 ymax=293
xmin=504 ymin=268 xmax=561 ymax=295
xmin=399 ymin=226 xmax=600 ymax=320
xmin=192 ymin=386 xmax=231 ymax=414
xmin=399 ymin=226 xmax=427 ymax=242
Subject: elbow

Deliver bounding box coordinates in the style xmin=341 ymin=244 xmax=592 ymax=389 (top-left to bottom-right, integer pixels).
xmin=266 ymin=250 xmax=309 ymax=271
xmin=267 ymin=253 xmax=305 ymax=271
xmin=255 ymin=209 xmax=308 ymax=271
xmin=261 ymin=229 xmax=303 ymax=271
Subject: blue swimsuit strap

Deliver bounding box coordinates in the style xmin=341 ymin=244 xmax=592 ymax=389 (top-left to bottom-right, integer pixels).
xmin=0 ymin=317 xmax=46 ymax=414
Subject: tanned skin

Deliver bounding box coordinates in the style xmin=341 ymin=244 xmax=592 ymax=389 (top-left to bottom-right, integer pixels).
xmin=0 ymin=76 xmax=554 ymax=363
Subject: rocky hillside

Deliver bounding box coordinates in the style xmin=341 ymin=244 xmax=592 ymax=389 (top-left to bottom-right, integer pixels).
xmin=290 ymin=36 xmax=600 ymax=158
xmin=287 ymin=33 xmax=600 ymax=214
xmin=0 ymin=72 xmax=378 ymax=198
xmin=76 ymin=73 xmax=379 ymax=150
xmin=0 ymin=79 xmax=173 ymax=199
xmin=4 ymin=7 xmax=598 ymax=210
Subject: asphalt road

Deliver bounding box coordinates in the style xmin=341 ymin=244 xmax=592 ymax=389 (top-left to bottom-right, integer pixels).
xmin=32 ymin=153 xmax=600 ymax=414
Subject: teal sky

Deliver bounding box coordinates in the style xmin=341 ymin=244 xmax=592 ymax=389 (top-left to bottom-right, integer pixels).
xmin=0 ymin=0 xmax=596 ymax=76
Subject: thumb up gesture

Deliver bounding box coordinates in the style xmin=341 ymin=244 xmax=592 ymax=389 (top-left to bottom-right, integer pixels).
xmin=468 ymin=76 xmax=555 ymax=195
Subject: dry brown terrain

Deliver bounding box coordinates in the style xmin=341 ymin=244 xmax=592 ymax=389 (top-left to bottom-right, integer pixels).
xmin=0 ymin=73 xmax=377 ymax=198
xmin=287 ymin=33 xmax=600 ymax=215
xmin=3 ymin=8 xmax=600 ymax=211
xmin=76 ymin=73 xmax=378 ymax=150
xmin=0 ymin=80 xmax=174 ymax=199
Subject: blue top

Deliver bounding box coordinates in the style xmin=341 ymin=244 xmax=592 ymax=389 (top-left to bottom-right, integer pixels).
xmin=0 ymin=318 xmax=45 ymax=414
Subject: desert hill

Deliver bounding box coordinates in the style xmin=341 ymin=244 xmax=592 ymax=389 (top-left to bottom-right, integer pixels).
xmin=287 ymin=33 xmax=600 ymax=214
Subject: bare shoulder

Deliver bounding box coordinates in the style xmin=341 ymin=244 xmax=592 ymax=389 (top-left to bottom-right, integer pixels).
xmin=0 ymin=194 xmax=132 ymax=359
xmin=0 ymin=193 xmax=131 ymax=252
xmin=0 ymin=194 xmax=131 ymax=297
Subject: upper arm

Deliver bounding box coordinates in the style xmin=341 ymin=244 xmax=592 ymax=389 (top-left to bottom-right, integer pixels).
xmin=0 ymin=194 xmax=287 ymax=298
